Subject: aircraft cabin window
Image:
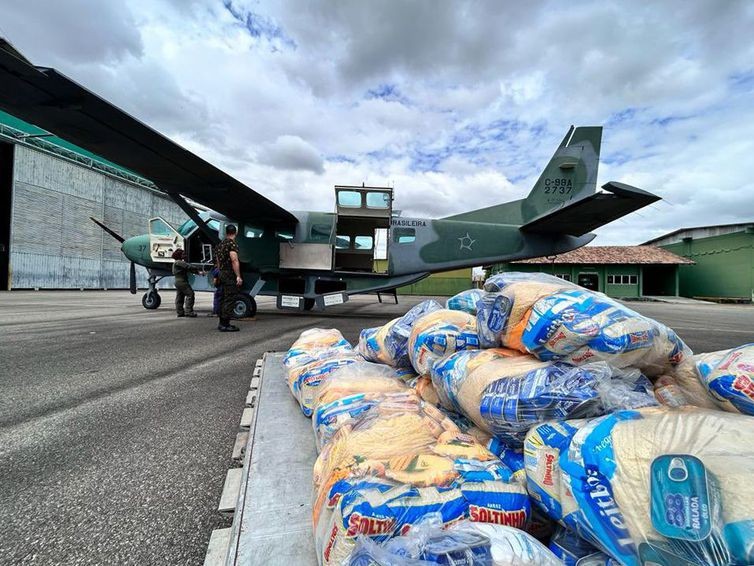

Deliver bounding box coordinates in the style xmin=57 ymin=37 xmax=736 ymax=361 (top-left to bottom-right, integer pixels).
xmin=393 ymin=228 xmax=416 ymax=244
xmin=310 ymin=224 xmax=332 ymax=242
xmin=335 ymin=235 xmax=351 ymax=249
xmin=354 ymin=235 xmax=373 ymax=250
xmin=275 ymin=230 xmax=294 ymax=240
xmin=177 ymin=219 xmax=197 ymax=236
xmin=244 ymin=225 xmax=264 ymax=238
xmin=337 ymin=190 xmax=362 ymax=208
xmin=366 ymin=192 xmax=390 ymax=209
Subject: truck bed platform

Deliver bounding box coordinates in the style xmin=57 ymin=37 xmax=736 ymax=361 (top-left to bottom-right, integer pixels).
xmin=223 ymin=352 xmax=318 ymax=565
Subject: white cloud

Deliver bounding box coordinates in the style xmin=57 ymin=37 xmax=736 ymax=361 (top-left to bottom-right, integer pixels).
xmin=1 ymin=0 xmax=753 ymax=246
xmin=257 ymin=135 xmax=324 ymax=174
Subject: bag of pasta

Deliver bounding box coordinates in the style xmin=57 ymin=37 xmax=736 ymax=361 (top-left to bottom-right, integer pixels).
xmin=408 ymin=309 xmax=480 ymax=375
xmin=313 ymin=397 xmax=530 ymax=565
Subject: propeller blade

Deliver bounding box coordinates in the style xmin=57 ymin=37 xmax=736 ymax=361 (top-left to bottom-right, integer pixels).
xmin=90 ymin=216 xmax=125 ymax=243
xmin=129 ymin=261 xmax=137 ymax=295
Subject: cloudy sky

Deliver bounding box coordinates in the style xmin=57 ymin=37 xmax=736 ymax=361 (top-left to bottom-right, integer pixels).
xmin=2 ymin=0 xmax=753 ymax=244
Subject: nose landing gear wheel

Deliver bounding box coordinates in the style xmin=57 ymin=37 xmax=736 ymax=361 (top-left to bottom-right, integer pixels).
xmin=142 ymin=291 xmax=161 ymax=310
xmin=233 ymin=295 xmax=257 ymax=318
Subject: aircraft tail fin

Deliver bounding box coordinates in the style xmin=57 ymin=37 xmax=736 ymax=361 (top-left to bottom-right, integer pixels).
xmin=520 ymin=125 xmax=602 ymax=223
xmin=443 ymin=125 xmax=603 ymax=225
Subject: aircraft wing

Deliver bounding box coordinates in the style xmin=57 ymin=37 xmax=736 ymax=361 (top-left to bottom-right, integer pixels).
xmin=0 ymin=39 xmax=298 ymax=227
xmin=520 ymin=181 xmax=660 ymax=236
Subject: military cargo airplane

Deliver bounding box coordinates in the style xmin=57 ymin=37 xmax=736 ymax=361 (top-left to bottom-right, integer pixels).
xmin=0 ymin=39 xmax=659 ymax=316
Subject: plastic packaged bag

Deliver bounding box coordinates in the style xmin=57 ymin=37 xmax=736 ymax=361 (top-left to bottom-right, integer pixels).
xmin=284 ymin=328 xmax=354 ymax=370
xmin=477 ymin=277 xmax=573 ymax=349
xmin=695 ymin=344 xmax=754 ymax=415
xmin=347 ymin=513 xmax=562 ymax=565
xmin=285 ymin=328 xmax=359 ymax=414
xmin=408 ymin=309 xmax=480 ymax=375
xmin=313 ymin=397 xmax=530 ymax=565
xmin=524 ymin=407 xmax=754 ymax=566
xmin=432 ymin=349 xmax=657 ymax=445
xmin=522 ymin=289 xmax=691 ymax=377
xmin=446 ymin=289 xmax=486 ymax=315
xmin=359 ymin=301 xmax=443 ymax=368
xmin=312 ymin=363 xmax=413 ymax=450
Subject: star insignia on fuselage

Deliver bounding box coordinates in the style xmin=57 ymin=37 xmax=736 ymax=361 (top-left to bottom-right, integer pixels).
xmin=458 ymin=233 xmax=476 ymax=251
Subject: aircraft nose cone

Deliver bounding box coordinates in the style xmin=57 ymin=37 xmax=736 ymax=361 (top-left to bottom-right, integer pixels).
xmin=121 ymin=235 xmax=149 ymax=264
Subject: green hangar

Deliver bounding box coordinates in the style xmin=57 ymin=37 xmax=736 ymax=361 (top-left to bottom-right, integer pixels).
xmin=644 ymin=223 xmax=754 ymax=302
xmin=490 ymin=246 xmax=693 ymax=298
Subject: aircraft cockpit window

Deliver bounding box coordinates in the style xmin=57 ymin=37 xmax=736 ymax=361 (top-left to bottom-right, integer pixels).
xmin=245 ymin=225 xmax=264 ymax=238
xmin=150 ymin=218 xmax=173 ymax=236
xmin=393 ymin=228 xmax=416 ymax=244
xmin=366 ymin=192 xmax=390 ymax=209
xmin=335 ymin=235 xmax=350 ymax=249
xmin=207 ymin=219 xmax=221 ymax=232
xmin=310 ymin=224 xmax=332 ymax=242
xmin=354 ymin=235 xmax=373 ymax=250
xmin=337 ymin=191 xmax=362 ymax=208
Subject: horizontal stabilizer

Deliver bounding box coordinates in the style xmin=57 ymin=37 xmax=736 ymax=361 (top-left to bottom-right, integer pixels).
xmin=520 ymin=181 xmax=660 ymax=236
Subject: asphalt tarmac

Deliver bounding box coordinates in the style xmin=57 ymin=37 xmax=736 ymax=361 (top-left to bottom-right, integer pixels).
xmin=1 ymin=291 xmax=753 ymax=565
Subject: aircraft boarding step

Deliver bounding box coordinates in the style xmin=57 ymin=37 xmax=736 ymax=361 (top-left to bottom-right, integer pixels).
xmin=203 ymin=353 xmax=318 ymax=566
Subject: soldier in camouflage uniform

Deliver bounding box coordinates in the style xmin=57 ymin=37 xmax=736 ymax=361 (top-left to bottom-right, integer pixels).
xmin=215 ymin=225 xmax=242 ymax=332
xmin=171 ymin=249 xmax=203 ymax=317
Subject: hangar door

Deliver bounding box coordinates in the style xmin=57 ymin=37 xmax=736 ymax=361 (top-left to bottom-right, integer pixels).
xmin=0 ymin=142 xmax=12 ymax=290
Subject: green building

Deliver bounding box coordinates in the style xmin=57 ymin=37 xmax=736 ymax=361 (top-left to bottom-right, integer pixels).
xmin=644 ymin=223 xmax=754 ymax=301
xmin=398 ymin=268 xmax=473 ymax=296
xmin=491 ymin=246 xmax=692 ymax=298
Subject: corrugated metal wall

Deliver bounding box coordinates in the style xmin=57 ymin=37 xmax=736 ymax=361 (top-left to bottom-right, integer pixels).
xmin=9 ymin=145 xmax=186 ymax=289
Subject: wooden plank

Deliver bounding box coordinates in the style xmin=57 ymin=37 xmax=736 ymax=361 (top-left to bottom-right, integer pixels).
xmin=218 ymin=468 xmax=243 ymax=514
xmin=203 ymin=528 xmax=231 ymax=566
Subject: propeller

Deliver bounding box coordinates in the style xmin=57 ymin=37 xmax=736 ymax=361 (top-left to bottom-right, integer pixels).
xmin=129 ymin=261 xmax=137 ymax=295
xmin=90 ymin=217 xmax=136 ymax=293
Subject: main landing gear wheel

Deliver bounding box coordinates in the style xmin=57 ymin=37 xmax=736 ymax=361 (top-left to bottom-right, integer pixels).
xmin=303 ymin=298 xmax=316 ymax=311
xmin=233 ymin=295 xmax=257 ymax=318
xmin=142 ymin=291 xmax=161 ymax=310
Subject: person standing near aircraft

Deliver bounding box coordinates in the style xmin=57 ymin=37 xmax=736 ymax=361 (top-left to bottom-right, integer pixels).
xmin=171 ymin=249 xmax=204 ymax=318
xmin=215 ymin=225 xmax=242 ymax=332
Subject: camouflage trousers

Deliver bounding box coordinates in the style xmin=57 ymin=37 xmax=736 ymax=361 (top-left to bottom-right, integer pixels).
xmin=219 ymin=271 xmax=239 ymax=326
xmin=175 ymin=281 xmax=195 ymax=315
